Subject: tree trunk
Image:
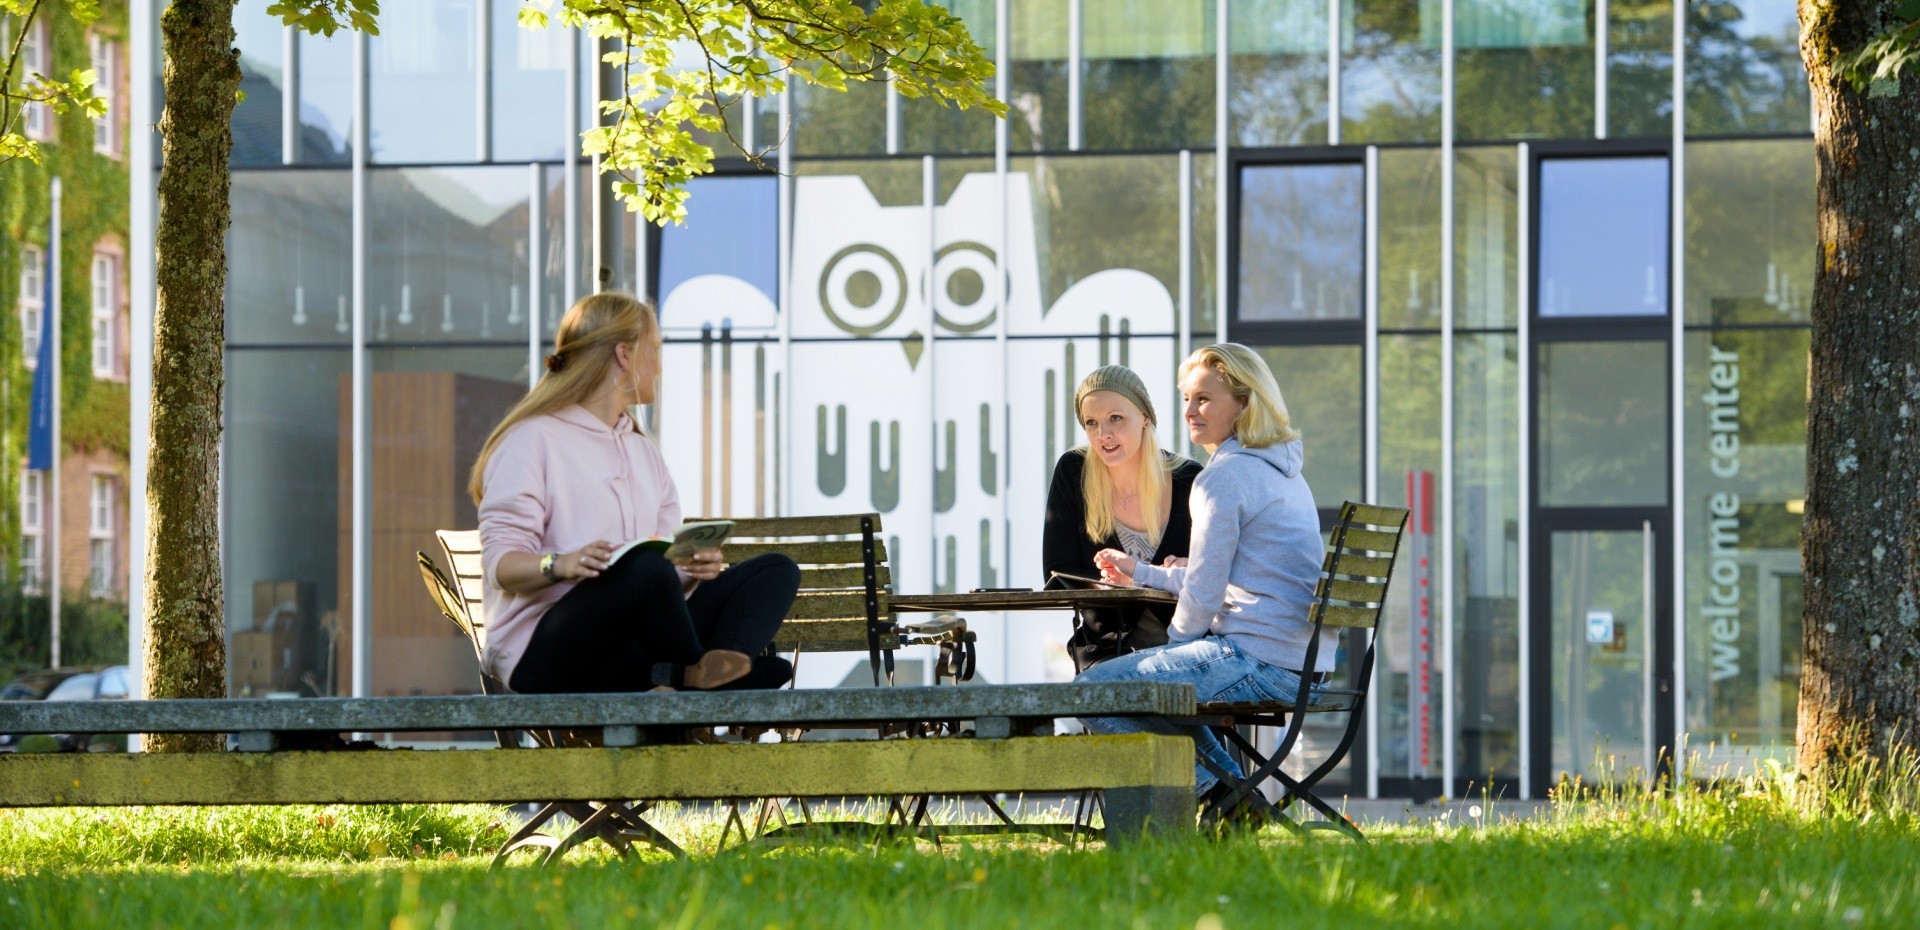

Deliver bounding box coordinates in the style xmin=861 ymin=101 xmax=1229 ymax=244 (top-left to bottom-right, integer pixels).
xmin=145 ymin=1 xmax=236 ymax=752
xmin=1797 ymin=1 xmax=1920 ymax=791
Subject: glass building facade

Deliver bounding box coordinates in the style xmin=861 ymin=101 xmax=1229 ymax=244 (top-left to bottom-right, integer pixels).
xmin=126 ymin=0 xmax=1814 ymax=795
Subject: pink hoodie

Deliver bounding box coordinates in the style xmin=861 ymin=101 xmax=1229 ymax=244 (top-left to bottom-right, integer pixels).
xmin=476 ymin=405 xmax=681 ymax=686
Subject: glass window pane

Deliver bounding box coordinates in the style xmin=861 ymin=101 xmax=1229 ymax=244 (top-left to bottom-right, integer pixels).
xmin=1080 ymin=0 xmax=1215 ymax=150
xmin=370 ymin=0 xmax=479 ymax=164
xmin=1454 ymin=146 xmax=1520 ymax=329
xmin=367 ymin=167 xmax=536 ymax=348
xmin=1237 ymin=163 xmax=1364 ymax=322
xmin=1255 ymin=344 xmax=1362 ymax=508
xmin=791 ymin=79 xmax=889 ymax=157
xmin=658 ymin=174 xmax=780 ymax=336
xmin=1453 ymin=0 xmax=1594 ymax=141
xmin=1380 ymin=147 xmax=1443 ymax=330
xmin=1455 ymin=333 xmax=1521 ymax=782
xmin=1686 ymin=0 xmax=1808 ymax=135
xmin=1376 ymin=333 xmax=1443 ymax=782
xmin=1010 ymin=0 xmax=1070 ymax=151
xmin=228 ymin=170 xmax=353 ymax=345
xmin=1191 ymin=153 xmax=1220 ymax=337
xmin=491 ymin=4 xmax=569 ymax=162
xmin=1230 ymin=0 xmax=1331 ymax=146
xmin=1011 ymin=155 xmax=1182 ymax=335
xmin=225 ymin=349 xmax=349 ymax=696
xmin=1607 ymin=0 xmax=1674 ymax=139
xmin=901 ymin=0 xmax=998 ymax=155
xmin=296 ymin=27 xmax=354 ymax=164
xmin=1684 ymin=138 xmax=1813 ymax=326
xmin=1538 ymin=156 xmax=1669 ymax=318
xmin=1342 ymin=0 xmax=1442 ymax=143
xmin=233 ymin=2 xmax=286 ymax=165
xmin=1539 ymin=340 xmax=1667 ymax=506
xmin=1681 ymin=327 xmax=1808 ymax=765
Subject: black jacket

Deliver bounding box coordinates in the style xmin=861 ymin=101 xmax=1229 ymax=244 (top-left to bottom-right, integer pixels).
xmin=1042 ymin=449 xmax=1204 ymax=673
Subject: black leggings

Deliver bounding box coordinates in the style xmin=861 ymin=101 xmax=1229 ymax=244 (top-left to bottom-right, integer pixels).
xmin=508 ymin=549 xmax=800 ymax=694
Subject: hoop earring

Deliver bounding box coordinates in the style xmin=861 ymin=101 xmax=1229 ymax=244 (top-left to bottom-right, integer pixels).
xmin=613 ymin=370 xmax=638 ymax=396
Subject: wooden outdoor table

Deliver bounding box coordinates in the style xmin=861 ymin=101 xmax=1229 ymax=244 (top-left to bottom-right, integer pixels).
xmin=890 ymin=587 xmax=1176 ymax=613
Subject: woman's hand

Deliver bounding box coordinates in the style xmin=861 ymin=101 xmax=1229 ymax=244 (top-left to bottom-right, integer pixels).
xmin=677 ymin=548 xmax=727 ymax=584
xmin=1093 ymin=548 xmax=1137 ymax=586
xmin=556 ymin=540 xmax=618 ymax=580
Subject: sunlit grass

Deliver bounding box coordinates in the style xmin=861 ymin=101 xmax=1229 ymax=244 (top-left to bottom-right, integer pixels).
xmin=3 ymin=753 xmax=1918 ymax=928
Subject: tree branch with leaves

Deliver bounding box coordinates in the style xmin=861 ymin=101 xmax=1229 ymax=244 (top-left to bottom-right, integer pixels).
xmin=0 ymin=0 xmax=106 ymax=164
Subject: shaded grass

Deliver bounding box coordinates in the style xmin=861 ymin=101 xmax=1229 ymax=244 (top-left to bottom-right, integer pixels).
xmin=3 ymin=783 xmax=1920 ymax=929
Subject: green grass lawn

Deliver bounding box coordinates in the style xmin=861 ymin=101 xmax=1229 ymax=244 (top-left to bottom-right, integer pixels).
xmin=2 ymin=774 xmax=1917 ymax=929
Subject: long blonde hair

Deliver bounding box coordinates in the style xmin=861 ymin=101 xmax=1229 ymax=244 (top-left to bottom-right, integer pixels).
xmin=1179 ymin=343 xmax=1301 ymax=449
xmin=468 ymin=292 xmax=659 ymax=503
xmin=1080 ymin=401 xmax=1173 ymax=548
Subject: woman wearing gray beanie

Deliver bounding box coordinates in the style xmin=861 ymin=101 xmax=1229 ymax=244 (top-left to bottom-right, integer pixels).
xmin=1042 ymin=365 xmax=1203 ymax=672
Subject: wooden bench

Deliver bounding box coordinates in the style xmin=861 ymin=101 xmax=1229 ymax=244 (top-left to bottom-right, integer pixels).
xmin=0 ymin=684 xmax=1196 ymax=853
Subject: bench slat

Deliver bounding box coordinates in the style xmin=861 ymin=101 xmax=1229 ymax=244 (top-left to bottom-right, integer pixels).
xmin=1309 ymin=603 xmax=1381 ymax=629
xmin=1331 ymin=527 xmax=1401 ymax=555
xmin=1314 ymin=577 xmax=1387 ymax=605
xmin=687 ymin=514 xmax=885 ymax=537
xmin=801 ymin=565 xmax=893 ymax=589
xmin=0 ymin=682 xmax=1195 ymax=735
xmin=725 ymin=540 xmax=888 ymax=565
xmin=1326 ymin=553 xmax=1393 ymax=579
xmin=786 ymin=591 xmax=889 ymax=620
xmin=1341 ymin=503 xmax=1409 ymax=530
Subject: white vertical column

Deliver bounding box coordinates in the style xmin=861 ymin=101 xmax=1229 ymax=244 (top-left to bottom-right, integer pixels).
xmin=996 ymin=0 xmax=1012 ymax=676
xmin=1214 ymin=0 xmax=1228 ymax=346
xmin=129 ymin=0 xmax=157 ymax=710
xmin=1516 ymin=141 xmax=1532 ymax=799
xmin=1327 ymin=0 xmax=1341 ymax=145
xmin=477 ymin=0 xmax=492 ymax=161
xmin=282 ymin=23 xmax=299 ymax=164
xmin=528 ymin=163 xmax=544 ymax=390
xmin=564 ymin=27 xmax=581 ymax=312
xmin=48 ymin=178 xmax=62 ymax=669
xmin=1439 ymin=0 xmax=1457 ymax=796
xmin=1178 ymin=150 xmax=1193 ymax=378
xmin=778 ymin=85 xmax=794 ymax=515
xmin=886 ymin=75 xmax=901 ymax=155
xmin=1067 ymin=0 xmax=1082 ymax=151
xmin=1595 ymin=0 xmax=1609 ymax=139
xmin=1670 ymin=0 xmax=1689 ymax=766
xmin=1363 ymin=144 xmax=1380 ymax=798
xmin=351 ymin=30 xmax=371 ymax=701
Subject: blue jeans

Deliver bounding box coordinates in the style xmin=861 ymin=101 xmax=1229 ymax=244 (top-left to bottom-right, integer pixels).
xmin=1076 ymin=636 xmax=1324 ymax=795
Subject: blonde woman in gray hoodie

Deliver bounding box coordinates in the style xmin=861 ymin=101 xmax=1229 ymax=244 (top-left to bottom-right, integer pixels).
xmin=1079 ymin=343 xmax=1330 ymax=808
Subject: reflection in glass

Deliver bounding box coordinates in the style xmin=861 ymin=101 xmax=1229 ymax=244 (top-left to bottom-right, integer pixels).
xmin=228 ymin=170 xmax=352 ymax=345
xmin=1015 ymin=155 xmax=1182 ymax=327
xmin=368 ymin=168 xmax=533 ymax=346
xmin=1256 ymin=344 xmax=1362 ymax=508
xmin=1684 ymin=139 xmax=1813 ymax=326
xmin=1681 ymin=328 xmax=1807 ymax=764
xmin=225 ymin=349 xmax=350 ymax=696
xmin=1379 ymin=148 xmax=1443 ymax=331
xmin=1238 ymin=163 xmax=1363 ymax=322
xmin=902 ymin=0 xmax=998 ymax=154
xmin=233 ymin=3 xmax=286 ymax=165
xmin=1608 ymin=0 xmax=1674 ymax=139
xmin=357 ymin=349 xmax=527 ymax=698
xmin=297 ymin=28 xmax=354 ymax=164
xmin=1452 ymin=0 xmax=1593 ymax=141
xmin=1190 ymin=154 xmax=1220 ymax=339
xmin=791 ymin=79 xmax=890 ymax=157
xmin=1686 ymin=0 xmax=1808 ymax=135
xmin=1455 ymin=334 xmax=1521 ymax=782
xmin=1343 ymin=0 xmax=1442 ymax=143
xmin=491 ymin=4 xmax=570 ymax=162
xmin=1010 ymin=0 xmax=1070 ymax=150
xmin=1538 ymin=157 xmax=1668 ymax=318
xmin=1539 ymin=340 xmax=1667 ymax=507
xmin=1550 ymin=528 xmax=1650 ymax=780
xmin=1375 ymin=334 xmax=1442 ymax=782
xmin=1454 ymin=147 xmax=1518 ymax=329
xmin=1081 ymin=0 xmax=1215 ymax=150
xmin=370 ymin=0 xmax=479 ymax=163
xmin=1230 ymin=0 xmax=1330 ymax=146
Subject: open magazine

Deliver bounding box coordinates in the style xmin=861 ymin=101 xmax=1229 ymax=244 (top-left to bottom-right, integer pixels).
xmin=608 ymin=520 xmax=734 ymax=564
xmin=1047 ymin=570 xmax=1128 ymax=590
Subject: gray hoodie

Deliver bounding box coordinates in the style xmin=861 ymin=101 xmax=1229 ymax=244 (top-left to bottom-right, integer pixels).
xmin=1131 ymin=437 xmax=1332 ymax=673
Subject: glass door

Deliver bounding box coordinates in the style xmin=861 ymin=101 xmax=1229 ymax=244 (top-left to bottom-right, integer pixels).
xmin=1531 ymin=511 xmax=1673 ymax=793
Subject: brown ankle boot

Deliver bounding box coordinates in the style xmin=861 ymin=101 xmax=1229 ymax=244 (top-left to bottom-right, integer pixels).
xmin=684 ymin=650 xmax=753 ymax=690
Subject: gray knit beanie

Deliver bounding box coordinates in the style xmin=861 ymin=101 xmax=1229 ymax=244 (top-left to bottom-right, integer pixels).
xmin=1073 ymin=365 xmax=1157 ymax=425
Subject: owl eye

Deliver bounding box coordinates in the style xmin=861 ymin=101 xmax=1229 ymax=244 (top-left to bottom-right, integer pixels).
xmin=927 ymin=241 xmax=1000 ymax=334
xmin=821 ymin=244 xmax=907 ymax=337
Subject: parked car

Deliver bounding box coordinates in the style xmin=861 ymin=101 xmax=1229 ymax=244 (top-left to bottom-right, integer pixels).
xmin=0 ymin=665 xmax=130 ymax=753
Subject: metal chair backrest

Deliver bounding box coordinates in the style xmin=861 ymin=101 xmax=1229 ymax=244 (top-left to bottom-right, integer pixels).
xmin=1308 ymin=502 xmax=1412 ymax=635
xmin=695 ymin=513 xmax=892 ymax=654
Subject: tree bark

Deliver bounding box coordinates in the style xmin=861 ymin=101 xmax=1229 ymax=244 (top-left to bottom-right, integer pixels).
xmin=1797 ymin=0 xmax=1920 ymax=790
xmin=145 ymin=1 xmax=236 ymax=752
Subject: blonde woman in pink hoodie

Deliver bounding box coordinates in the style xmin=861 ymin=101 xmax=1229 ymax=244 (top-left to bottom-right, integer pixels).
xmin=468 ymin=293 xmax=797 ymax=694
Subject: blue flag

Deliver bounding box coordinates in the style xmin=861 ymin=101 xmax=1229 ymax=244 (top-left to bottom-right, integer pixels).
xmin=27 ymin=239 xmax=54 ymax=471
